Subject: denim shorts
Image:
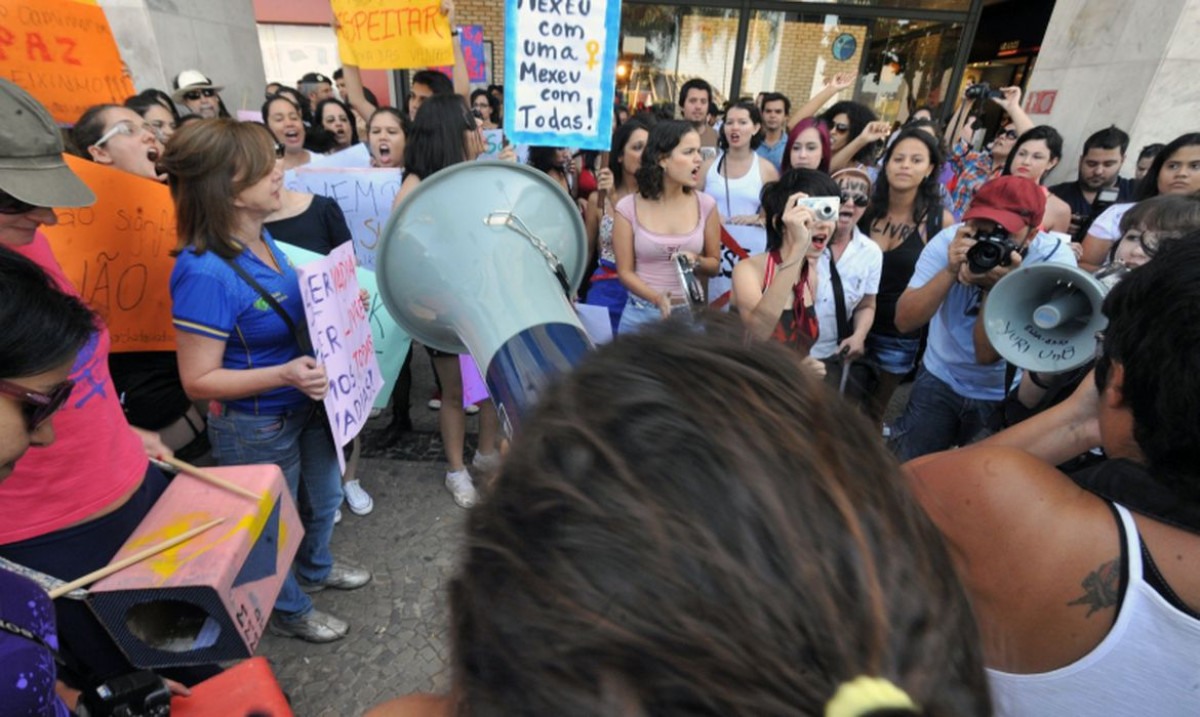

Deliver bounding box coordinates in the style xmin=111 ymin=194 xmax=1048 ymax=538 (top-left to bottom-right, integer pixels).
xmin=866 ymin=332 xmax=921 ymax=376
xmin=617 ymin=294 xmax=691 ymax=335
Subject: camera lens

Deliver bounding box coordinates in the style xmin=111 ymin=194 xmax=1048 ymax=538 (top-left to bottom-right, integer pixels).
xmin=967 ymin=241 xmax=1001 ymax=273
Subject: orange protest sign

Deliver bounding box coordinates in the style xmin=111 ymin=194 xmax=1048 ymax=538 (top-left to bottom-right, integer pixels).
xmin=43 ymin=156 xmax=177 ymax=352
xmin=0 ymin=0 xmax=135 ymax=124
xmin=333 ymin=0 xmax=453 ymax=70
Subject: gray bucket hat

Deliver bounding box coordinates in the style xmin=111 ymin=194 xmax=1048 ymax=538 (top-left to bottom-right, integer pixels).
xmin=0 ymin=79 xmax=94 ymax=208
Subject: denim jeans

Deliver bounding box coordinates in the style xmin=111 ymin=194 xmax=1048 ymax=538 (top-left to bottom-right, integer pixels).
xmin=888 ymin=366 xmax=1001 ymax=462
xmin=617 ymin=294 xmax=691 ymax=335
xmin=207 ymin=401 xmax=342 ymax=620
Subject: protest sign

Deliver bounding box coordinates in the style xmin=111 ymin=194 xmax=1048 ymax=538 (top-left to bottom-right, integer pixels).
xmin=307 ymin=142 xmax=372 ymax=169
xmin=430 ymin=25 xmax=486 ymax=82
xmin=1 ymin=0 xmax=135 ymax=124
xmin=295 ymin=243 xmax=383 ymax=471
xmin=43 ymin=156 xmax=176 ymax=352
xmin=333 ymin=0 xmax=453 ymax=70
xmin=279 ymin=242 xmax=411 ymax=412
xmin=283 ymin=167 xmax=403 ymax=271
xmin=504 ymin=0 xmax=621 ymax=150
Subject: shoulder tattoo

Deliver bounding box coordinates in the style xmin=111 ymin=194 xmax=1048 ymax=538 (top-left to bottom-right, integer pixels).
xmin=1066 ymin=559 xmax=1120 ymax=617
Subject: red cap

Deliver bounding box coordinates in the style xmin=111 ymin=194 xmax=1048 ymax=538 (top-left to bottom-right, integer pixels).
xmin=963 ymin=176 xmax=1046 ymax=234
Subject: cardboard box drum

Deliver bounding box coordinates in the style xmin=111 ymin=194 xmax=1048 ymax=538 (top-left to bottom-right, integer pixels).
xmin=88 ymin=465 xmax=302 ymax=668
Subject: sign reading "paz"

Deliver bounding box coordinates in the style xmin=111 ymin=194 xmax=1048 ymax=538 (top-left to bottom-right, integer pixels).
xmin=504 ymin=0 xmax=621 ymax=151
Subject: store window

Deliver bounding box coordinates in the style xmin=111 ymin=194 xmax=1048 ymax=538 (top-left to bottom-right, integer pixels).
xmin=617 ymin=5 xmax=743 ymax=114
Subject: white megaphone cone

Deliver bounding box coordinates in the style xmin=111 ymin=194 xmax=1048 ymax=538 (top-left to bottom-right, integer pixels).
xmin=376 ymin=160 xmax=592 ymax=435
xmin=983 ymin=263 xmax=1109 ymax=372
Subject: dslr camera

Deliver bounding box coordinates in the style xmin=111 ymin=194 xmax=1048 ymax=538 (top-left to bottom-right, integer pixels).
xmin=966 ymin=225 xmax=1019 ymax=273
xmin=76 ymin=670 xmax=171 ymax=717
xmin=964 ymin=82 xmax=1003 ymax=100
xmin=795 ymin=196 xmax=841 ymax=222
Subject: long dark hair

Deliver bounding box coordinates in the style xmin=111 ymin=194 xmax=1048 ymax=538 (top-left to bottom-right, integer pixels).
xmin=314 ymin=97 xmax=359 ymax=147
xmin=1002 ymin=125 xmax=1063 ymax=183
xmin=859 ymin=127 xmax=945 ymax=236
xmin=527 ymin=146 xmax=566 ymax=174
xmin=0 ymin=247 xmax=96 ymax=378
xmin=449 ymin=318 xmax=991 ymax=716
xmin=760 ymin=168 xmax=841 ymax=253
xmin=469 ymin=88 xmax=501 ymax=127
xmin=634 ymin=120 xmax=696 ymax=200
xmin=821 ymin=100 xmax=879 ymax=164
xmin=1135 ymin=132 xmax=1200 ymax=201
xmin=403 ymin=94 xmax=475 ymax=180
xmin=124 ymin=89 xmax=180 ymax=124
xmin=609 ymin=118 xmax=651 ymax=187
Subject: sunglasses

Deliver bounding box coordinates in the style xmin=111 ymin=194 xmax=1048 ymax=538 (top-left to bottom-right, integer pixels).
xmin=0 ymin=191 xmax=40 ymax=215
xmin=998 ymin=129 xmax=1018 ymax=140
xmin=832 ymin=122 xmax=850 ymax=133
xmin=183 ymin=88 xmax=218 ymax=102
xmin=0 ymin=379 xmax=74 ymax=432
xmin=840 ymin=192 xmax=869 ymax=208
xmin=93 ymin=120 xmax=162 ymax=148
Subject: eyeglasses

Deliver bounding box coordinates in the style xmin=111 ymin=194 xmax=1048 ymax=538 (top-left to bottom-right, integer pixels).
xmin=832 ymin=122 xmax=850 ymax=133
xmin=0 ymin=191 xmax=40 ymax=215
xmin=0 ymin=379 xmax=74 ymax=432
xmin=998 ymin=129 xmax=1018 ymax=140
xmin=183 ymin=88 xmax=217 ymax=102
xmin=93 ymin=120 xmax=162 ymax=148
xmin=840 ymin=192 xmax=869 ymax=208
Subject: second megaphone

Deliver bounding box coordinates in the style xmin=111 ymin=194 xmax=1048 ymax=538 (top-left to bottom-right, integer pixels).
xmin=983 ymin=263 xmax=1108 ymax=373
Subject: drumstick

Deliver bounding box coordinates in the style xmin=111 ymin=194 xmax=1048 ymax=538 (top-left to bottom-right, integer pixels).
xmin=157 ymin=455 xmax=260 ymax=500
xmin=48 ymin=518 xmax=224 ymax=599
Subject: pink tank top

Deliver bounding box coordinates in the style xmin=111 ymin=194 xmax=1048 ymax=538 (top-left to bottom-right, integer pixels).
xmin=615 ymin=192 xmax=716 ymax=294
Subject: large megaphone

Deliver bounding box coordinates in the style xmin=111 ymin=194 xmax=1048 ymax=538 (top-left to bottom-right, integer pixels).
xmin=983 ymin=263 xmax=1109 ymax=372
xmin=376 ymin=160 xmax=592 ymax=434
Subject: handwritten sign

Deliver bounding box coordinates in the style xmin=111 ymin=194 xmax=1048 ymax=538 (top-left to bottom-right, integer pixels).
xmin=333 ymin=0 xmax=453 ymax=70
xmin=279 ymin=243 xmax=411 ymax=412
xmin=430 ymin=25 xmax=486 ymax=82
xmin=0 ymin=0 xmax=135 ymax=124
xmin=283 ymin=167 xmax=402 ymax=271
xmin=43 ymin=156 xmax=176 ymax=352
xmin=504 ymin=0 xmax=621 ymax=150
xmin=296 ymin=243 xmax=383 ymax=471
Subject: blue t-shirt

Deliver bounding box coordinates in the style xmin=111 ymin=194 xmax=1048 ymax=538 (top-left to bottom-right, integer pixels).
xmin=170 ymin=232 xmax=309 ymax=414
xmin=909 ymin=225 xmax=1077 ymax=401
xmin=756 ymin=136 xmax=786 ymax=172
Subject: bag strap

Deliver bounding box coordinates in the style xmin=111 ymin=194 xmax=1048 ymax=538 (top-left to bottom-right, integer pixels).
xmin=221 ymin=251 xmax=313 ymax=356
xmin=828 ymin=246 xmax=851 ymax=343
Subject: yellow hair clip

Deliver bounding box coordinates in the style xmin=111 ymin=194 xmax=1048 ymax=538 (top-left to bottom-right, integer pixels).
xmin=825 ymin=676 xmax=918 ymax=717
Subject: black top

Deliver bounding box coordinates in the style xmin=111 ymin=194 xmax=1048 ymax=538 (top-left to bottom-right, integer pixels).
xmin=1049 ymin=177 xmax=1137 ymax=220
xmin=264 ymin=194 xmax=353 ymax=256
xmin=872 ymin=211 xmax=942 ymax=339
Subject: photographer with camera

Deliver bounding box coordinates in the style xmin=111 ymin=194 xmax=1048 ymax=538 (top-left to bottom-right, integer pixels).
xmin=944 ymin=84 xmax=1033 ymax=218
xmin=889 ymin=176 xmax=1076 ymax=461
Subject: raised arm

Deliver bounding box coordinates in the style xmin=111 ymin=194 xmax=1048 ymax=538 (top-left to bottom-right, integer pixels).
xmin=992 ymin=87 xmax=1033 ymax=137
xmin=828 ymin=121 xmax=891 ymax=173
xmin=787 ymin=72 xmax=856 ymax=127
xmin=443 ymin=0 xmax=470 ymax=100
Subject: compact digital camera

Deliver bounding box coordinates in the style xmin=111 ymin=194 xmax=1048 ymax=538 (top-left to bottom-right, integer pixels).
xmin=795 ymin=196 xmax=841 ymax=222
xmin=967 ymin=225 xmax=1019 ymax=273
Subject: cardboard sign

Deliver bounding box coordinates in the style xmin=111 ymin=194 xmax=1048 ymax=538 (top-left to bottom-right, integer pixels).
xmin=279 ymin=242 xmax=411 ymax=412
xmin=504 ymin=0 xmax=621 ymax=150
xmin=430 ymin=24 xmax=486 ymax=82
xmin=333 ymin=0 xmax=453 ymax=70
xmin=283 ymin=166 xmax=403 ymax=271
xmin=43 ymin=156 xmax=176 ymax=352
xmin=0 ymin=0 xmax=135 ymax=124
xmin=295 ymin=243 xmax=383 ymax=471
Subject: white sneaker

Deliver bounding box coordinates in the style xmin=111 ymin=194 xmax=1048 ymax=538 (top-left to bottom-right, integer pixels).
xmin=343 ymin=479 xmax=374 ymax=516
xmin=472 ymin=449 xmax=501 ymax=474
xmin=464 ymin=403 xmax=480 ymax=416
xmin=334 ymin=508 xmax=343 ymax=524
xmin=445 ymin=469 xmax=478 ymax=508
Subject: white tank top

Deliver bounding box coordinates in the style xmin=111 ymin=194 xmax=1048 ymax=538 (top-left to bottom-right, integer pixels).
xmin=987 ymin=503 xmax=1200 ymax=716
xmin=704 ymin=153 xmax=767 ymax=306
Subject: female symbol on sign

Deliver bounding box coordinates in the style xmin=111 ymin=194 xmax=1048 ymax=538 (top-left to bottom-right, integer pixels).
xmin=586 ymin=40 xmax=600 ymax=71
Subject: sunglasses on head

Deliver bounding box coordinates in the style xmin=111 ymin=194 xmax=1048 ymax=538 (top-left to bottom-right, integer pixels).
xmin=0 ymin=379 xmax=74 ymax=432
xmin=840 ymin=192 xmax=869 ymax=208
xmin=184 ymin=88 xmax=217 ymax=102
xmin=0 ymin=191 xmax=40 ymax=215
